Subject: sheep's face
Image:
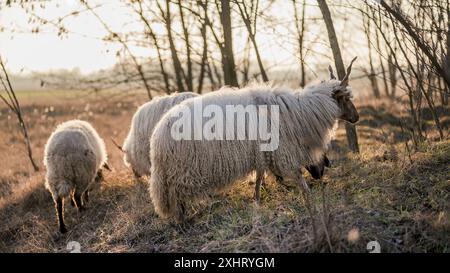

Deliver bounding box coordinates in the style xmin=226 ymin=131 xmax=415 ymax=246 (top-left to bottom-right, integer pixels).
xmin=305 ymin=154 xmax=331 ymax=179
xmin=332 ymin=88 xmax=359 ymax=124
xmin=328 ymin=57 xmax=359 ymax=124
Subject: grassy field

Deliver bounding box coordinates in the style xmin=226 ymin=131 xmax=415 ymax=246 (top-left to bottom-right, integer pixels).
xmin=0 ymin=91 xmax=449 ymax=252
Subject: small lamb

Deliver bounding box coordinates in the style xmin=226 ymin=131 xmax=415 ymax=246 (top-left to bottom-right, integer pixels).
xmin=43 ymin=120 xmax=110 ymax=233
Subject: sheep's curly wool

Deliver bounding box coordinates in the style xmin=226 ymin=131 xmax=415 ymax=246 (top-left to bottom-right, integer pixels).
xmin=149 ymin=82 xmax=344 ymax=222
xmin=44 ymin=120 xmax=108 ymax=199
xmin=122 ymin=92 xmax=199 ymax=177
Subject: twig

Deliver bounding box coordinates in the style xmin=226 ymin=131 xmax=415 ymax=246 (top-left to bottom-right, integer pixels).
xmin=0 ymin=55 xmax=39 ymax=171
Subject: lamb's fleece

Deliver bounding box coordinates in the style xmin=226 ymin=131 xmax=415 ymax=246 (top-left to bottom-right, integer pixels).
xmin=149 ymin=82 xmax=343 ymax=221
xmin=44 ymin=120 xmax=108 ymax=198
xmin=122 ymin=92 xmax=198 ymax=177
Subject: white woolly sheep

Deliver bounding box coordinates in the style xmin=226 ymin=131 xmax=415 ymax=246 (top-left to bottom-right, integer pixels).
xmin=149 ymin=60 xmax=359 ymax=223
xmin=121 ymin=92 xmax=199 ymax=178
xmin=44 ymin=120 xmax=110 ymax=233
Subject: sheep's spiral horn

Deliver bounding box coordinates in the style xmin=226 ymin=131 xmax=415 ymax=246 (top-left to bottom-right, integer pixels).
xmin=340 ymin=56 xmax=358 ymax=87
xmin=328 ymin=65 xmax=336 ymax=80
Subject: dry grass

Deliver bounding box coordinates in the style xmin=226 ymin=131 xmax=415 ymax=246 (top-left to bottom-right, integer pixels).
xmin=0 ymin=92 xmax=449 ymax=253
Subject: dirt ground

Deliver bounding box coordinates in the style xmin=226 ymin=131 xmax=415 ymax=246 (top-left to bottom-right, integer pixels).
xmin=0 ymin=90 xmax=449 ymax=252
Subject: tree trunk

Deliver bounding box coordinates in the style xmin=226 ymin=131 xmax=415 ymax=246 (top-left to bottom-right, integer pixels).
xmin=317 ymin=0 xmax=359 ymax=153
xmin=363 ymin=7 xmax=381 ymax=99
xmin=235 ymin=0 xmax=269 ymax=82
xmin=161 ymin=0 xmax=185 ymax=92
xmin=387 ymin=52 xmax=397 ymax=98
xmin=220 ymin=0 xmax=239 ymax=87
xmin=374 ymin=19 xmax=390 ymax=97
xmin=293 ymin=0 xmax=307 ymax=87
xmin=136 ymin=1 xmax=170 ymax=94
xmin=197 ymin=19 xmax=208 ymax=94
xmin=444 ymin=4 xmax=450 ymax=105
xmin=249 ymin=34 xmax=269 ymax=82
xmin=178 ymin=0 xmax=193 ymax=91
xmin=242 ymin=36 xmax=251 ymax=83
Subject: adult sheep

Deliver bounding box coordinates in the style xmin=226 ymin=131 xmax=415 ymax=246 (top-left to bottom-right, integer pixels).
xmin=44 ymin=120 xmax=110 ymax=233
xmin=149 ymin=59 xmax=359 ymax=223
xmin=121 ymin=92 xmax=199 ymax=178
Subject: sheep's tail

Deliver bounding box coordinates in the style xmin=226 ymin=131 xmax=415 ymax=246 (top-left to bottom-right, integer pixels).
xmin=49 ymin=181 xmax=72 ymax=199
xmin=149 ymin=168 xmax=177 ymax=220
xmin=111 ymin=138 xmax=124 ymax=154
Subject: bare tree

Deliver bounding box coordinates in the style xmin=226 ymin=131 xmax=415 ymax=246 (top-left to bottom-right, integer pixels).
xmin=197 ymin=0 xmax=239 ymax=87
xmin=379 ymin=0 xmax=450 ymax=90
xmin=220 ymin=0 xmax=239 ymax=86
xmin=362 ymin=5 xmax=381 ymax=98
xmin=197 ymin=2 xmax=210 ymax=93
xmin=81 ymin=0 xmax=153 ymax=99
xmin=317 ymin=0 xmax=359 ymax=153
xmin=134 ymin=0 xmax=171 ymax=94
xmin=177 ymin=0 xmax=194 ymax=91
xmin=235 ymin=0 xmax=269 ymax=82
xmin=0 ymin=56 xmax=39 ymax=171
xmin=157 ymin=0 xmax=186 ymax=92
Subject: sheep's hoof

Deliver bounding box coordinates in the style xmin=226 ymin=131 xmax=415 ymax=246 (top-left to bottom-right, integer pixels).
xmin=253 ymin=194 xmax=261 ymax=204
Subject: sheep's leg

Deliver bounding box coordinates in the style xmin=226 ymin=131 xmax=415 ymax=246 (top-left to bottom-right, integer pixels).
xmin=83 ymin=190 xmax=89 ymax=204
xmin=175 ymin=201 xmax=187 ymax=224
xmin=73 ymin=191 xmax=85 ymax=212
xmin=70 ymin=196 xmax=75 ymax=207
xmin=297 ymin=171 xmax=319 ymax=241
xmin=275 ymin=175 xmax=284 ymax=184
xmin=298 ymin=173 xmax=310 ymax=193
xmin=132 ymin=168 xmax=141 ymax=180
xmin=55 ymin=196 xmax=67 ymax=233
xmin=254 ymin=170 xmax=264 ymax=203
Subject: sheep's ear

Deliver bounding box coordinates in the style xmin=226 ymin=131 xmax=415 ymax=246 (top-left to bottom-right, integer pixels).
xmin=103 ymin=163 xmax=112 ymax=171
xmin=332 ymin=88 xmax=346 ymax=100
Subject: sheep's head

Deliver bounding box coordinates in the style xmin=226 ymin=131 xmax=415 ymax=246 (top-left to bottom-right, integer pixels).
xmin=93 ymin=163 xmax=111 ymax=185
xmin=329 ymin=57 xmax=359 ymax=124
xmin=305 ymin=154 xmax=331 ymax=179
xmin=94 ymin=169 xmax=104 ymax=184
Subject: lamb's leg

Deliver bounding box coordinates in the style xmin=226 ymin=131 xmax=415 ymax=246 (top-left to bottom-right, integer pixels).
xmin=132 ymin=168 xmax=141 ymax=180
xmin=298 ymin=173 xmax=310 ymax=193
xmin=254 ymin=170 xmax=264 ymax=203
xmin=73 ymin=190 xmax=85 ymax=212
xmin=275 ymin=175 xmax=284 ymax=184
xmin=297 ymin=171 xmax=317 ymax=240
xmin=83 ymin=190 xmax=89 ymax=204
xmin=55 ymin=196 xmax=67 ymax=233
xmin=175 ymin=201 xmax=187 ymax=224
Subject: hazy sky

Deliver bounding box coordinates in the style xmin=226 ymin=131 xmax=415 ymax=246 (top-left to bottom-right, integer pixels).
xmin=0 ymin=0 xmax=366 ymax=75
xmin=0 ymin=1 xmax=125 ymax=74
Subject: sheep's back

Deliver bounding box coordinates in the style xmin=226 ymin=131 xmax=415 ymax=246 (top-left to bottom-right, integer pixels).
xmin=50 ymin=120 xmax=107 ymax=169
xmin=123 ymin=92 xmax=198 ymax=176
xmin=151 ymin=86 xmax=339 ymax=185
xmin=150 ymin=90 xmax=261 ymax=193
xmin=44 ymin=129 xmax=98 ymax=196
